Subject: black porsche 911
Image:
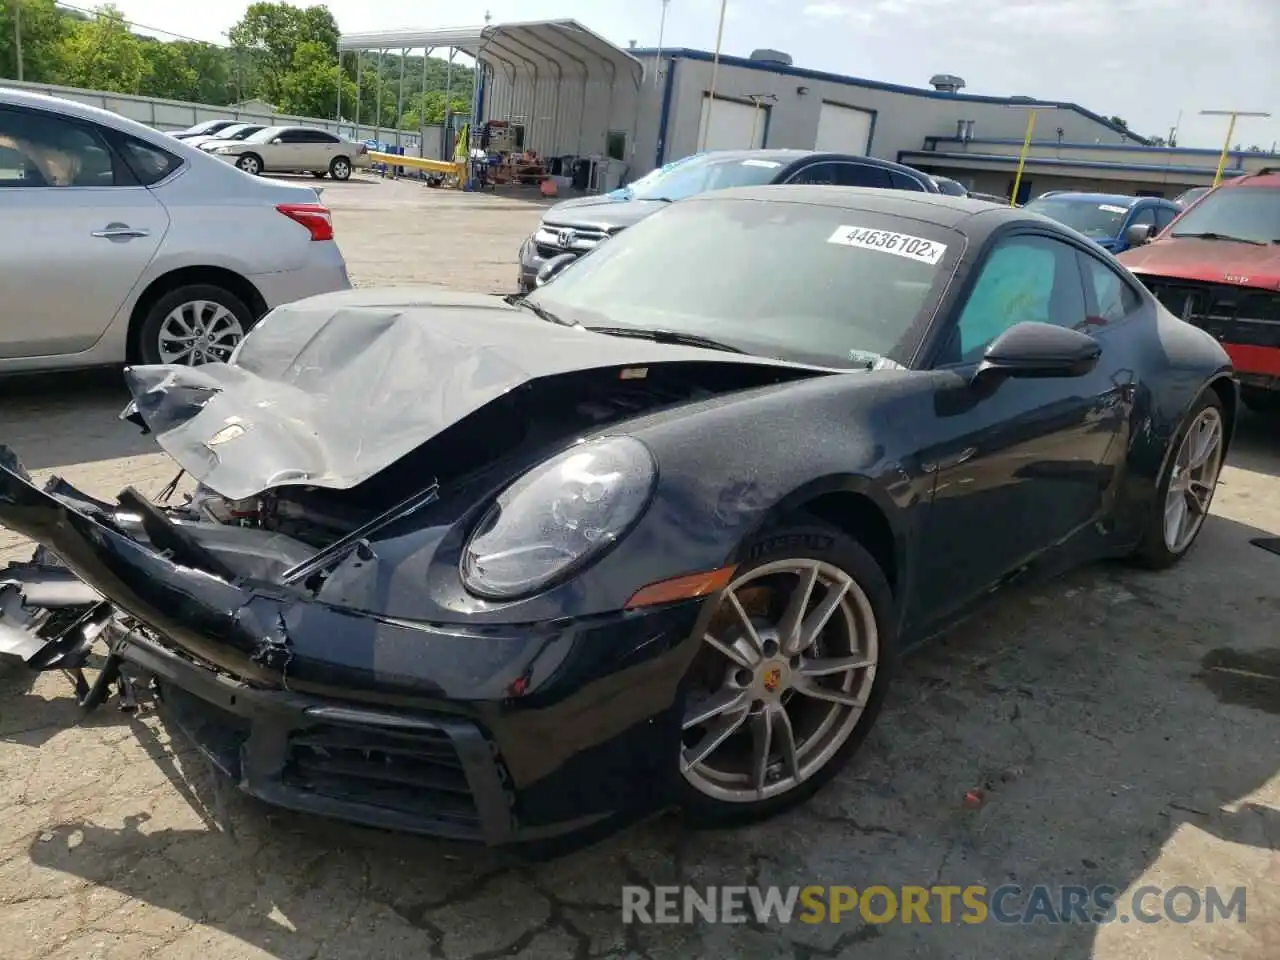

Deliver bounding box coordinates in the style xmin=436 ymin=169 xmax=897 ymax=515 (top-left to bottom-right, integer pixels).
xmin=0 ymin=187 xmax=1235 ymax=853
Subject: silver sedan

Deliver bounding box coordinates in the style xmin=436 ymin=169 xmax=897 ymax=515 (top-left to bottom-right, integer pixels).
xmin=0 ymin=89 xmax=353 ymax=374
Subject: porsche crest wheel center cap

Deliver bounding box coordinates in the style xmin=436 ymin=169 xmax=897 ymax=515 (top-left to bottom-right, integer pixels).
xmin=756 ymin=660 xmax=791 ymax=699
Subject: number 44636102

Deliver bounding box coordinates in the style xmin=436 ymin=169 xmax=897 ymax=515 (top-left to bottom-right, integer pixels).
xmin=826 ymin=225 xmax=947 ymax=266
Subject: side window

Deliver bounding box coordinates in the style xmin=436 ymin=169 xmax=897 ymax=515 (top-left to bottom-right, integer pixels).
xmin=1078 ymin=252 xmax=1144 ymax=327
xmin=1153 ymin=205 xmax=1179 ymax=232
xmin=275 ymin=129 xmax=302 ymax=143
xmin=1128 ymin=206 xmax=1157 ymax=227
xmin=298 ymin=130 xmax=338 ymax=143
xmin=0 ymin=108 xmax=117 ymax=187
xmin=117 ymin=136 xmax=182 ymax=186
xmin=889 ymin=170 xmax=927 ymax=191
xmin=939 ymin=234 xmax=1087 ymax=365
xmin=832 ymin=162 xmax=892 ymax=189
xmin=786 ymin=162 xmax=838 ymax=185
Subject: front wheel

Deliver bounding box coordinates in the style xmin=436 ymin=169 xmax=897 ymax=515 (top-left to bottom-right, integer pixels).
xmin=676 ymin=521 xmax=894 ymax=826
xmin=1132 ymin=390 xmax=1227 ymax=568
xmin=236 ymin=153 xmax=262 ymax=176
xmin=329 ymin=156 xmax=352 ymax=181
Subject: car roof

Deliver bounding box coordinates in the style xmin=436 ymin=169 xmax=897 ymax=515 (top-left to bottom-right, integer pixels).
xmin=1223 ymin=170 xmax=1280 ymax=189
xmin=688 ymin=184 xmax=1030 ymax=231
xmin=1031 ymin=192 xmax=1148 ymax=206
xmin=0 ymin=87 xmax=163 ymax=139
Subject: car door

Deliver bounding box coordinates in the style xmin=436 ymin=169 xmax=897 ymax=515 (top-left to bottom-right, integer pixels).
xmin=911 ymin=230 xmax=1128 ymax=626
xmin=301 ymin=131 xmax=341 ymax=169
xmin=0 ymin=105 xmax=168 ymax=359
xmin=264 ymin=128 xmax=306 ymax=170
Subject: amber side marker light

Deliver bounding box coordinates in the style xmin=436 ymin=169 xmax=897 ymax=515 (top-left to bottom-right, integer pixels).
xmin=624 ymin=565 xmax=738 ymax=610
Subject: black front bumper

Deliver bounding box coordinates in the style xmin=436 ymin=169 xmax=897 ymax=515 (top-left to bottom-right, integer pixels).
xmin=0 ymin=449 xmax=706 ymax=849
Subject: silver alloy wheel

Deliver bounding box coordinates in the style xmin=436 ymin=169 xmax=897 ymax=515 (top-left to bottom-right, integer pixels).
xmin=331 ymin=158 xmax=351 ymax=179
xmin=680 ymin=558 xmax=879 ymax=803
xmin=1163 ymin=406 xmax=1225 ymax=554
xmin=238 ymin=155 xmax=260 ymax=175
xmin=157 ymin=300 xmax=245 ymax=365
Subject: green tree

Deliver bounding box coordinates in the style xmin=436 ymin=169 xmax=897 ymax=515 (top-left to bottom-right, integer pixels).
xmin=55 ymin=4 xmax=149 ymax=94
xmin=138 ymin=38 xmax=198 ymax=101
xmin=0 ymin=0 xmax=69 ymax=82
xmin=228 ymin=2 xmax=339 ymax=104
xmin=402 ymin=90 xmax=471 ymax=129
xmin=275 ymin=39 xmax=353 ymax=118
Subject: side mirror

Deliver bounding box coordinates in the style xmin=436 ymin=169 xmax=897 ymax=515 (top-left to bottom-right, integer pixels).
xmin=271 ymin=137 xmax=284 ymax=144
xmin=1125 ymin=223 xmax=1156 ymax=247
xmin=536 ymin=253 xmax=577 ymax=287
xmin=975 ymin=322 xmax=1101 ymax=382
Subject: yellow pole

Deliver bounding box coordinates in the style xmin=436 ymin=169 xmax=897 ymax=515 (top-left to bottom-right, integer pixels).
xmin=698 ymin=0 xmax=729 ymax=152
xmin=1010 ymin=108 xmax=1037 ymax=206
xmin=1212 ymin=113 xmax=1238 ymax=188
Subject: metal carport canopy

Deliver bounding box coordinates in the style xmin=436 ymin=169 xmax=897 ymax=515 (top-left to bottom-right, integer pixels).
xmin=337 ymin=19 xmax=643 ymax=86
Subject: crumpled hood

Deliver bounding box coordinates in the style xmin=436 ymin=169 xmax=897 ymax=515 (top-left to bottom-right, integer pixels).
xmin=123 ymin=287 xmax=803 ymax=501
xmin=1119 ymin=237 xmax=1280 ymax=290
xmin=541 ymin=198 xmax=671 ymax=232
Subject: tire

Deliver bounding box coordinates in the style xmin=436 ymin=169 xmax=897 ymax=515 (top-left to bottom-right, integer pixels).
xmin=311 ymin=171 xmax=327 ymax=179
xmin=675 ymin=519 xmax=895 ymax=827
xmin=236 ymin=153 xmax=262 ymax=176
xmin=135 ymin=284 xmax=256 ymax=367
xmin=329 ymin=156 xmax=352 ymax=181
xmin=1241 ymin=385 xmax=1280 ymax=414
xmin=1132 ymin=389 xmax=1227 ymax=569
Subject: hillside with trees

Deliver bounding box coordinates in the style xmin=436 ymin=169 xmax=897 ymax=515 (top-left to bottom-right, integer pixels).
xmin=0 ymin=0 xmax=473 ymax=127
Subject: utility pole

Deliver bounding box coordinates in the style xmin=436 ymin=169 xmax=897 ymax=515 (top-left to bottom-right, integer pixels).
xmin=1200 ymin=110 xmax=1271 ymax=187
xmin=655 ymin=0 xmax=670 ymax=88
xmin=697 ymin=0 xmax=729 ymax=152
xmin=15 ymin=0 xmax=24 ymax=82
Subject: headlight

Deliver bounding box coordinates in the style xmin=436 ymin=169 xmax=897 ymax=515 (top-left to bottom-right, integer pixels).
xmin=461 ymin=436 xmax=656 ymax=599
xmin=214 ymin=146 xmax=235 ymax=155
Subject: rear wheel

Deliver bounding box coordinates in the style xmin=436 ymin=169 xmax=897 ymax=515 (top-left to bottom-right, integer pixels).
xmin=1133 ymin=390 xmax=1226 ymax=568
xmin=676 ymin=521 xmax=894 ymax=826
xmin=329 ymin=156 xmax=352 ymax=181
xmin=135 ymin=284 xmax=255 ymax=366
xmin=236 ymin=153 xmax=262 ymax=176
xmin=1241 ymin=385 xmax=1280 ymax=414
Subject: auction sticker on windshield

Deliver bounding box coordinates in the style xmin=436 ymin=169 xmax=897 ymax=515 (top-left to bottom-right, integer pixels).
xmin=827 ymin=225 xmax=947 ymax=265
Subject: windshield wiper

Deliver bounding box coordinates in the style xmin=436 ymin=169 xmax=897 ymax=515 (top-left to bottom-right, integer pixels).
xmin=504 ymin=295 xmax=580 ymax=327
xmin=585 ymin=326 xmax=745 ymax=354
xmin=1168 ymin=231 xmax=1266 ymax=246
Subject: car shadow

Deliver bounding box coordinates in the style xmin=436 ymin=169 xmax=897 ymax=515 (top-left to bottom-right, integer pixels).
xmin=14 ymin=510 xmax=1279 ymax=958
xmin=1225 ymin=407 xmax=1280 ymax=480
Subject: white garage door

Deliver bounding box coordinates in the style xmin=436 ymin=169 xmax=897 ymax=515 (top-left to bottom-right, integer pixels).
xmin=815 ymin=102 xmax=873 ymax=155
xmin=698 ymin=95 xmax=765 ymax=151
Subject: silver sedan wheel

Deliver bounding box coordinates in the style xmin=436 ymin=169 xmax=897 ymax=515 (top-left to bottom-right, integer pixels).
xmin=237 ymin=155 xmax=260 ymax=175
xmin=680 ymin=558 xmax=879 ymax=803
xmin=157 ymin=301 xmax=245 ymax=366
xmin=1163 ymin=405 xmax=1225 ymax=554
xmin=331 ymin=158 xmax=351 ymax=180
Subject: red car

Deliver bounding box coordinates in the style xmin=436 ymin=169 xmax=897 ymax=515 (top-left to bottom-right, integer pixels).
xmin=1120 ymin=169 xmax=1280 ymax=412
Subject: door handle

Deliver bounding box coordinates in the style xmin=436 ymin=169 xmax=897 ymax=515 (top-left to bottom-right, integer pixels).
xmin=91 ymin=226 xmax=149 ymax=240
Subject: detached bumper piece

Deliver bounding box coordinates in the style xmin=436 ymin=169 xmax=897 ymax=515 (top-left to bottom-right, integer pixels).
xmin=122 ymin=623 xmax=514 ymax=843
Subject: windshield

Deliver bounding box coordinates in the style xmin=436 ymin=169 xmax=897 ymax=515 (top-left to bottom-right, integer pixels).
xmin=624 ymin=154 xmax=784 ymax=202
xmin=183 ymin=120 xmax=227 ymax=135
xmin=213 ymin=124 xmax=253 ymax=140
xmin=1024 ymin=198 xmax=1132 ymax=239
xmin=527 ymin=197 xmax=960 ymax=369
xmin=1167 ymin=187 xmax=1280 ymax=244
xmin=1175 ymin=187 xmax=1209 ymax=206
xmin=246 ymin=127 xmax=284 ymax=144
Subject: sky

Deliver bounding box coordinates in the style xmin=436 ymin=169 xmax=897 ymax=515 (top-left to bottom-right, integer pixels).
xmin=105 ymin=0 xmax=1280 ymax=150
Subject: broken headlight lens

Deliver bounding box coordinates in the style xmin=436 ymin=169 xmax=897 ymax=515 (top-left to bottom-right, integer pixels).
xmin=460 ymin=436 xmax=656 ymax=599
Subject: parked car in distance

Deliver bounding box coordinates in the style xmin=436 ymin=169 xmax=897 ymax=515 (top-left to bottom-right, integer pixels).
xmin=1120 ymin=168 xmax=1280 ymax=412
xmin=0 ymin=188 xmax=1235 ymax=850
xmin=0 ymin=88 xmax=352 ymax=375
xmin=170 ymin=118 xmax=242 ymax=140
xmin=517 ymin=149 xmax=940 ymax=292
xmin=930 ymin=174 xmax=969 ymax=196
xmin=1173 ymin=185 xmax=1211 ymax=208
xmin=1023 ymin=192 xmax=1182 ymax=254
xmin=185 ymin=122 xmax=266 ymax=151
xmin=206 ymin=126 xmax=371 ymax=180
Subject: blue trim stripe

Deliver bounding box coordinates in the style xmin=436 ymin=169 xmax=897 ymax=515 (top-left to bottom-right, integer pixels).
xmin=900 ymin=149 xmax=1249 ymax=177
xmin=631 ymin=48 xmax=1148 ymax=145
xmin=926 ymin=136 xmax=1278 ymax=159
